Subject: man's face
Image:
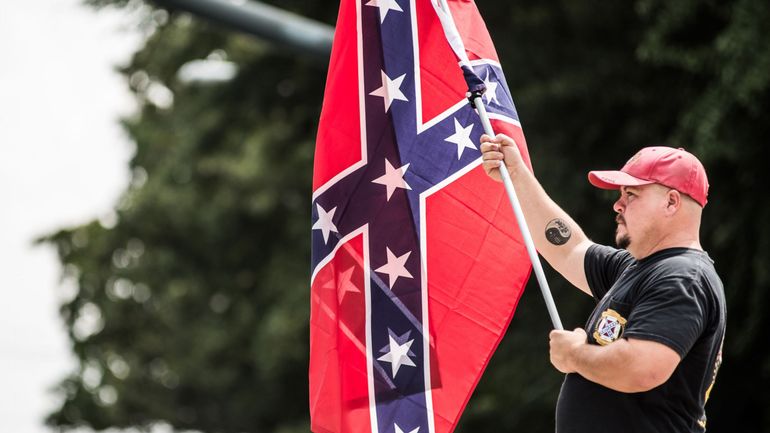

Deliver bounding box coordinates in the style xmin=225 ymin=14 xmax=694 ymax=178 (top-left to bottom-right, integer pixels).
xmin=613 ymin=184 xmax=669 ymax=255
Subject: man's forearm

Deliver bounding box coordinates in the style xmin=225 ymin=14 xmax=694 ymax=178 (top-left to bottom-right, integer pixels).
xmin=480 ymin=134 xmax=593 ymax=292
xmin=506 ymin=154 xmax=593 ymax=292
xmin=510 ymin=158 xmax=587 ymax=253
xmin=569 ymin=338 xmax=677 ymax=393
xmin=570 ymin=339 xmax=645 ymax=393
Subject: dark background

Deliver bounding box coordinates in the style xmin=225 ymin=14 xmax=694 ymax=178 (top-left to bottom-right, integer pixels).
xmin=43 ymin=0 xmax=770 ymax=431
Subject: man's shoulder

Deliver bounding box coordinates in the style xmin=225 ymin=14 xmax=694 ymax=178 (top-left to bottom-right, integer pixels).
xmin=639 ymin=248 xmax=724 ymax=306
xmin=643 ymin=248 xmax=715 ymax=277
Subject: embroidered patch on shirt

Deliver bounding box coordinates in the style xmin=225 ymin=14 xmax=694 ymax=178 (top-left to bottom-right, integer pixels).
xmin=593 ymin=308 xmax=627 ymax=346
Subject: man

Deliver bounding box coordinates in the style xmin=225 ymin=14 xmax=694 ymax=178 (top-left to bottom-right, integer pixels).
xmin=480 ymin=134 xmax=726 ymax=432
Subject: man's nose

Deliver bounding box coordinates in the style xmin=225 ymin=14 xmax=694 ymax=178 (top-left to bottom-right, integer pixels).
xmin=613 ymin=197 xmax=624 ymax=214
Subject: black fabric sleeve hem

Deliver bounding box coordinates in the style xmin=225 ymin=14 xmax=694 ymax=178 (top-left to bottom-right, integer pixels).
xmin=623 ymin=331 xmax=687 ymax=359
xmin=584 ymin=243 xmax=602 ymax=301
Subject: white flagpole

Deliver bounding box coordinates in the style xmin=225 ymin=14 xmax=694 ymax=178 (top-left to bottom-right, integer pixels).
xmin=431 ymin=0 xmax=563 ymax=330
xmin=473 ymin=98 xmax=563 ymax=330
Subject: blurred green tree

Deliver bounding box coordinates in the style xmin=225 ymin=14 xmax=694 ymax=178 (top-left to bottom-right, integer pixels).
xmin=42 ymin=0 xmax=769 ymax=432
xmin=43 ymin=2 xmax=336 ymax=431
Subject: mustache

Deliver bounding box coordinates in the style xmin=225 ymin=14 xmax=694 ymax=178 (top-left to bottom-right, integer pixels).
xmin=616 ymin=215 xmax=625 ymax=225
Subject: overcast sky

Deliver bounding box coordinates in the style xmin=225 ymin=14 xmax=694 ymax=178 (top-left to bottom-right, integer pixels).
xmin=0 ymin=0 xmax=140 ymax=431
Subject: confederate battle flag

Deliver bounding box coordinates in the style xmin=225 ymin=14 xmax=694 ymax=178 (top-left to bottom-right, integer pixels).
xmin=310 ymin=0 xmax=533 ymax=431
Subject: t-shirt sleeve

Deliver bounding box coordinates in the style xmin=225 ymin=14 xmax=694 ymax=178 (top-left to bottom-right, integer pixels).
xmin=584 ymin=244 xmax=634 ymax=301
xmin=622 ymin=276 xmax=707 ymax=358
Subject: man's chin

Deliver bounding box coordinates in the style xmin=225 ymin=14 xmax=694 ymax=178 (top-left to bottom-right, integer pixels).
xmin=616 ymin=234 xmax=631 ymax=249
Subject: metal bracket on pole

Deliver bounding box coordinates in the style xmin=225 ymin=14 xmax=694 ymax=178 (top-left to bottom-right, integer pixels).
xmin=471 ymin=94 xmax=564 ymax=330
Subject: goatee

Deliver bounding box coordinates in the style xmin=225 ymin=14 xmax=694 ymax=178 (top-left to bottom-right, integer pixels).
xmin=615 ymin=215 xmax=630 ymax=249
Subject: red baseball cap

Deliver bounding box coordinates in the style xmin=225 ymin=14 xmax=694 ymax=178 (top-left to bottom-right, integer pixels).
xmin=588 ymin=146 xmax=709 ymax=206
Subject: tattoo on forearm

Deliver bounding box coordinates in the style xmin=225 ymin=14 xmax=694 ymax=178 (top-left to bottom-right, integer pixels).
xmin=545 ymin=218 xmax=572 ymax=246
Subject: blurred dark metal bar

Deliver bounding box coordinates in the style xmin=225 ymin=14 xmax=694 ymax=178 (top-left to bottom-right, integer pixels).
xmin=152 ymin=0 xmax=334 ymax=62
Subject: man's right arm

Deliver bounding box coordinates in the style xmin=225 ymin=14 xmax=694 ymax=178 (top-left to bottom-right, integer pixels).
xmin=480 ymin=134 xmax=594 ymax=296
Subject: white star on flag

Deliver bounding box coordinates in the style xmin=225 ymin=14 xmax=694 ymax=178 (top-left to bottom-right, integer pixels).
xmin=482 ymin=71 xmax=499 ymax=105
xmin=312 ymin=203 xmax=338 ymax=243
xmin=374 ymin=247 xmax=413 ymax=289
xmin=377 ymin=330 xmax=416 ymax=378
xmin=369 ymin=70 xmax=408 ymax=112
xmin=444 ymin=118 xmax=476 ymax=159
xmin=365 ymin=0 xmax=403 ymax=23
xmin=395 ymin=424 xmax=420 ymax=433
xmin=372 ymin=159 xmax=412 ymax=201
xmin=335 ymin=266 xmax=361 ymax=304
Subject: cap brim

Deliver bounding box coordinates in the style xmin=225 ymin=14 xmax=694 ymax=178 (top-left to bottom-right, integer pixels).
xmin=588 ymin=170 xmax=654 ymax=190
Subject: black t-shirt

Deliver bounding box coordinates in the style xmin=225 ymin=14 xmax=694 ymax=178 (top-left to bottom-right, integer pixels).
xmin=555 ymin=244 xmax=726 ymax=433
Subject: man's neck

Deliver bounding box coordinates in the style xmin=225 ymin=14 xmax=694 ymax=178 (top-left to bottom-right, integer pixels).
xmin=632 ymin=235 xmax=702 ymax=260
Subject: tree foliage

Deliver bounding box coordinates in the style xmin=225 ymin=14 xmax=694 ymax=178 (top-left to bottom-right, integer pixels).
xmin=43 ymin=0 xmax=769 ymax=431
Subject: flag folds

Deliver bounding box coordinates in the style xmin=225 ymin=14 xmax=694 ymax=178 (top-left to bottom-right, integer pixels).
xmin=310 ymin=1 xmax=532 ymax=432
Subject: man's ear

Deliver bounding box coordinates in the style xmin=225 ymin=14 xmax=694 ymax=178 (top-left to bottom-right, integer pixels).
xmin=666 ymin=189 xmax=682 ymax=215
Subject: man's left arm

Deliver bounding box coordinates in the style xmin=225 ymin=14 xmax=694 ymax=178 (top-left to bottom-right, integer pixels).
xmin=549 ymin=329 xmax=681 ymax=393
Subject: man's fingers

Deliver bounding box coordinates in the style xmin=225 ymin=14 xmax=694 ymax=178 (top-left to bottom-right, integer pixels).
xmin=495 ymin=133 xmax=517 ymax=147
xmin=482 ymin=150 xmax=503 ymax=160
xmin=549 ymin=330 xmax=561 ymax=341
xmin=480 ymin=134 xmax=515 ymax=183
xmin=479 ymin=142 xmax=499 ymax=153
xmin=481 ymin=133 xmax=514 ymax=145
